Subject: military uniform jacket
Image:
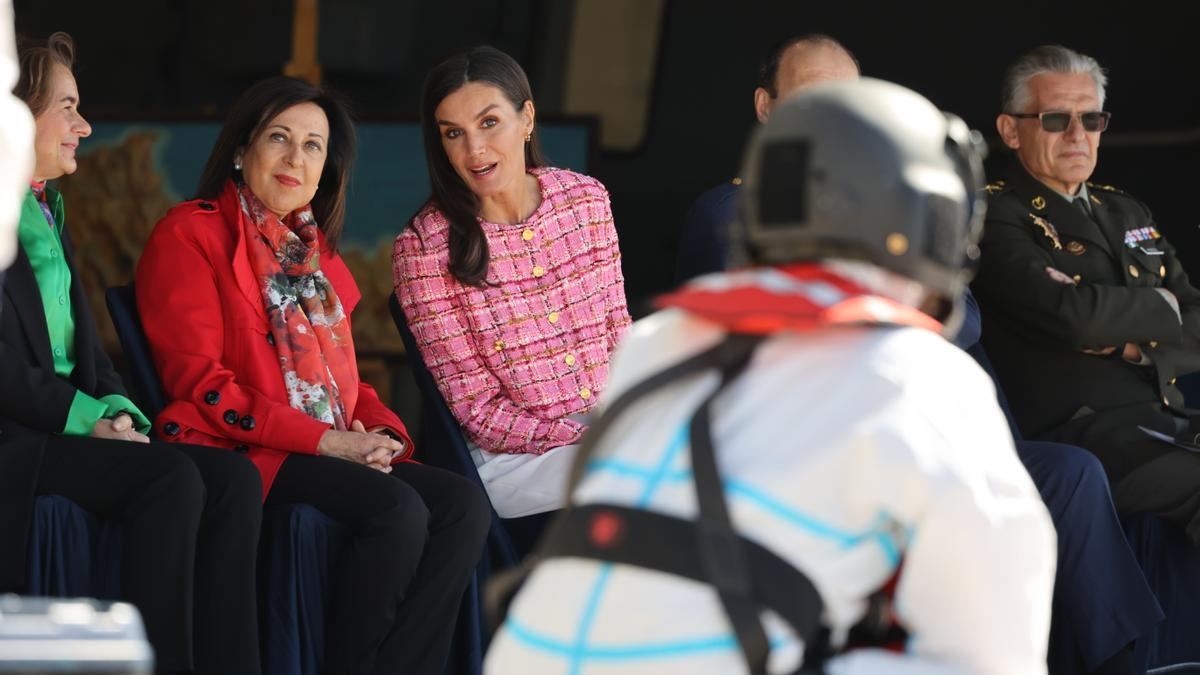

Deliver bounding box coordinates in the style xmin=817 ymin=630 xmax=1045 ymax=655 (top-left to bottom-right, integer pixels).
xmin=973 ymin=163 xmax=1200 ymax=479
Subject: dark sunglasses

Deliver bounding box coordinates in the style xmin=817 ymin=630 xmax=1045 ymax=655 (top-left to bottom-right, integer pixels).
xmin=1008 ymin=110 xmax=1111 ymax=133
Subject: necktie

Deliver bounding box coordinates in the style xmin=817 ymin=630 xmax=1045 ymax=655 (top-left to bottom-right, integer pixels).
xmin=1070 ymin=195 xmax=1112 ymax=251
xmin=1072 ymin=196 xmax=1092 ymax=221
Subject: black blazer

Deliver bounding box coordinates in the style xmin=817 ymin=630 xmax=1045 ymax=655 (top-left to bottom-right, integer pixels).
xmin=972 ymin=163 xmax=1200 ymax=479
xmin=0 ymin=217 xmax=132 ymax=590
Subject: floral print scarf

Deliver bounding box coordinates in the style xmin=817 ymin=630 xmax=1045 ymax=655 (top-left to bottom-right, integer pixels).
xmin=238 ymin=182 xmax=358 ymax=430
xmin=30 ymin=181 xmax=56 ymax=229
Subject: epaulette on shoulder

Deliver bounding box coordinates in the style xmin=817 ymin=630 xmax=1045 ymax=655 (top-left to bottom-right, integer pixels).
xmin=983 ymin=179 xmax=1008 ymax=195
xmin=1086 ymin=180 xmax=1148 ymax=213
xmin=1086 ymin=181 xmax=1126 ymax=195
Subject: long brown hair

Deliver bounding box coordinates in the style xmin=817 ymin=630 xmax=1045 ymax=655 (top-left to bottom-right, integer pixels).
xmin=417 ymin=46 xmax=545 ymax=287
xmin=195 ymin=76 xmax=357 ymax=250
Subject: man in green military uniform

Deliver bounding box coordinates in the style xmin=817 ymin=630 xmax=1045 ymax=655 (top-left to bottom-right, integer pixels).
xmin=974 ymin=44 xmax=1200 ymax=545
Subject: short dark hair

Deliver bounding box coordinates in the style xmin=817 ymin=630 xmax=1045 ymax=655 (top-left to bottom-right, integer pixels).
xmin=195 ymin=76 xmax=357 ymax=250
xmin=15 ymin=31 xmax=76 ymax=116
xmin=756 ymin=33 xmax=860 ymax=98
xmin=416 ymin=45 xmax=545 ymax=287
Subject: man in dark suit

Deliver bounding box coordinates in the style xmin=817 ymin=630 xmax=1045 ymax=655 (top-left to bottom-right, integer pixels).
xmin=674 ymin=33 xmax=859 ymax=284
xmin=974 ymin=45 xmax=1200 ymax=547
xmin=1 ymin=33 xmax=263 ymax=675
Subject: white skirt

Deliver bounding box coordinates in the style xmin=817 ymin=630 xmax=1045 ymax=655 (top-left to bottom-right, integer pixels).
xmin=470 ymin=442 xmax=580 ymax=518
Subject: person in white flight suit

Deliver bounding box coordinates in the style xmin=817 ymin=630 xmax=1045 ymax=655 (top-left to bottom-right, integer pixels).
xmin=485 ymin=78 xmax=1056 ymax=675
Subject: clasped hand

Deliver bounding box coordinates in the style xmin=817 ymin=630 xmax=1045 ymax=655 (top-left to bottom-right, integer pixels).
xmin=90 ymin=413 xmax=149 ymax=443
xmin=317 ymin=420 xmax=405 ymax=473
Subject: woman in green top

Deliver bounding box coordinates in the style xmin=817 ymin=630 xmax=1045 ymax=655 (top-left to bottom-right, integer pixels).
xmin=0 ymin=32 xmax=263 ymax=675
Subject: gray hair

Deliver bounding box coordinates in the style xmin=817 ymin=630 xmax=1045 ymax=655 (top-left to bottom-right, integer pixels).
xmin=1001 ymin=45 xmax=1107 ymax=113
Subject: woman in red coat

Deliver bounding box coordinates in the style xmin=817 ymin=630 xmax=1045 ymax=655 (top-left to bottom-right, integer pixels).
xmin=136 ymin=76 xmax=490 ymax=675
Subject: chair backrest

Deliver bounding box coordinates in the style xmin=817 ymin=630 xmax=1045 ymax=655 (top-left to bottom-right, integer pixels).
xmin=104 ymin=283 xmax=168 ymax=421
xmin=388 ymin=293 xmax=521 ymax=570
xmin=387 ymin=294 xmax=486 ymax=481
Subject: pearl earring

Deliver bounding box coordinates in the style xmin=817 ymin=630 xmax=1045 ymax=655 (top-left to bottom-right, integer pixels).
xmin=234 ymin=159 xmax=242 ymax=171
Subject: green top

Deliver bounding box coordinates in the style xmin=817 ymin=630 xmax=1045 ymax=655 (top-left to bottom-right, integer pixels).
xmin=17 ymin=186 xmax=150 ymax=435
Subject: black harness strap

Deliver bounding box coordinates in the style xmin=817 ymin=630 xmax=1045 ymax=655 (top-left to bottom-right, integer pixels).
xmin=538 ymin=504 xmax=827 ymax=654
xmin=564 ymin=334 xmax=761 ymax=493
xmin=488 ymin=334 xmax=835 ymax=674
xmin=685 ymin=334 xmax=774 ymax=673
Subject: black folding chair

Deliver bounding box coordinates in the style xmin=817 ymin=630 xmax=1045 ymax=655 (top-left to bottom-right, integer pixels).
xmin=104 ymin=283 xmax=167 ymax=419
xmin=388 ymin=295 xmax=557 ymax=667
xmin=387 ymin=293 xmax=554 ymax=565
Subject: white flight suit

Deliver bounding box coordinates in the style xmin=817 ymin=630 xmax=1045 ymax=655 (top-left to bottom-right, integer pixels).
xmin=486 ymin=307 xmax=1056 ymax=675
xmin=0 ymin=0 xmax=35 ymax=275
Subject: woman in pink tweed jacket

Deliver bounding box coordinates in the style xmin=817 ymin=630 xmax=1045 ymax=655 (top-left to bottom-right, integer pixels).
xmin=393 ymin=46 xmax=631 ymax=518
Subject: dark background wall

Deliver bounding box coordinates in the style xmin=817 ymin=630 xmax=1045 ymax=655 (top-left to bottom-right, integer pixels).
xmin=594 ymin=1 xmax=1200 ymax=311
xmin=16 ymin=0 xmax=1200 ymax=313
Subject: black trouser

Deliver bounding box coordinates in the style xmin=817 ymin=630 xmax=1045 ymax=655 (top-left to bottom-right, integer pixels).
xmin=35 ymin=435 xmax=263 ymax=675
xmin=1045 ymin=410 xmax=1200 ymax=547
xmin=266 ymin=455 xmax=491 ymax=675
xmin=1112 ymin=444 xmax=1200 ymax=547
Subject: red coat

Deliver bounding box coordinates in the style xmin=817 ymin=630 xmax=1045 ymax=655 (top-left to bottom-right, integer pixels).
xmin=136 ymin=180 xmax=413 ymax=497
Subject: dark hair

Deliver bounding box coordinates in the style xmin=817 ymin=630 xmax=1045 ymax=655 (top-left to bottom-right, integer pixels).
xmin=15 ymin=32 xmax=76 ymax=116
xmin=756 ymin=33 xmax=860 ymax=97
xmin=417 ymin=45 xmax=545 ymax=287
xmin=195 ymin=76 xmax=357 ymax=249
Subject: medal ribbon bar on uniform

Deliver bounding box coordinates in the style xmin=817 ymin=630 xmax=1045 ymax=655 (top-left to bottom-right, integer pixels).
xmin=1124 ymin=226 xmax=1162 ymax=248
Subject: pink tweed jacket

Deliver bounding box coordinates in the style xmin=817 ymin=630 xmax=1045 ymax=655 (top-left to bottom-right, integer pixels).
xmin=393 ymin=168 xmax=631 ymax=455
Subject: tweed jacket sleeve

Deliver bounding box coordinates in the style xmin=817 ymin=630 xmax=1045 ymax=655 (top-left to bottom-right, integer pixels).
xmin=598 ymin=190 xmax=632 ymax=352
xmin=393 ymin=223 xmax=585 ymax=455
